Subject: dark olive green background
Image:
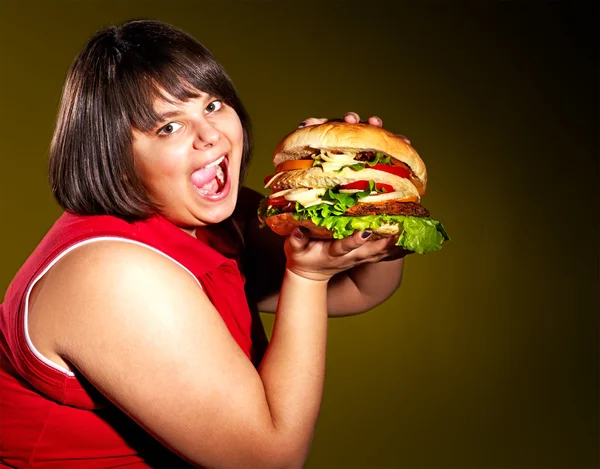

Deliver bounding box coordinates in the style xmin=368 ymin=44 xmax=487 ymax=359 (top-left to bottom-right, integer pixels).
xmin=1 ymin=1 xmax=597 ymax=468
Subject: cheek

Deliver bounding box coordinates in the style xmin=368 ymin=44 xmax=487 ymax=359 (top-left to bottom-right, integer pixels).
xmin=223 ymin=112 xmax=244 ymax=149
xmin=232 ymin=118 xmax=244 ymax=144
xmin=136 ymin=143 xmax=187 ymax=182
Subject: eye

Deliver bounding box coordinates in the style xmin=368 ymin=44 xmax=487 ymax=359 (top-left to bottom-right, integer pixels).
xmin=157 ymin=122 xmax=182 ymax=136
xmin=205 ymin=100 xmax=223 ymax=113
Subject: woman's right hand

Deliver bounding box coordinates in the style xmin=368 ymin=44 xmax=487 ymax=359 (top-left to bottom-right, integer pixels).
xmin=284 ymin=227 xmax=401 ymax=282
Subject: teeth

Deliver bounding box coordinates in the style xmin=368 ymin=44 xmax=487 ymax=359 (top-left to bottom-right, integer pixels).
xmin=205 ymin=155 xmax=225 ymax=168
xmin=216 ymin=164 xmax=224 ymax=184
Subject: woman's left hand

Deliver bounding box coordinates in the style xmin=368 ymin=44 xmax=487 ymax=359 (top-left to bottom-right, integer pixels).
xmin=297 ymin=112 xmax=411 ymax=145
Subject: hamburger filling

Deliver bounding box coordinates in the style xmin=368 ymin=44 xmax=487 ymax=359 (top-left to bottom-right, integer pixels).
xmin=264 ymin=180 xmax=428 ymax=218
xmin=259 ymin=173 xmax=448 ymax=254
xmin=258 ymin=189 xmax=449 ymax=254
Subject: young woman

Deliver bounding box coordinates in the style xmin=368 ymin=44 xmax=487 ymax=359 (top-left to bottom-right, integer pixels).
xmin=0 ymin=19 xmax=409 ymax=468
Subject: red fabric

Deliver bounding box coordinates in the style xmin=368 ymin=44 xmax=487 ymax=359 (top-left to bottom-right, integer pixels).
xmin=0 ymin=212 xmax=262 ymax=468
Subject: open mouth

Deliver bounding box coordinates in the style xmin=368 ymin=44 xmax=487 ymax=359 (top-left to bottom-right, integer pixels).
xmin=191 ymin=154 xmax=230 ymax=197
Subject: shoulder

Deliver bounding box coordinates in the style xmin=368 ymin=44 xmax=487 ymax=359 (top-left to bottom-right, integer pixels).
xmin=26 ymin=238 xmax=211 ymax=375
xmin=33 ymin=240 xmax=207 ymax=345
xmin=53 ymin=238 xmax=200 ymax=290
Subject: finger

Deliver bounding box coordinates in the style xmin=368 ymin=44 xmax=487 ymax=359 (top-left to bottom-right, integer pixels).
xmin=343 ymin=112 xmax=360 ymax=123
xmin=381 ymin=246 xmax=413 ymax=261
xmin=285 ymin=227 xmax=310 ymax=254
xmin=396 ymin=134 xmax=411 ymax=145
xmin=367 ymin=116 xmax=383 ymax=127
xmin=298 ymin=117 xmax=329 ymax=128
xmin=353 ymin=235 xmax=401 ymax=261
xmin=328 ymin=230 xmax=372 ymax=257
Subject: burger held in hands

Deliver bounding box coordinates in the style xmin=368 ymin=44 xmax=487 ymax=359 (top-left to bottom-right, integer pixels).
xmin=258 ymin=121 xmax=450 ymax=254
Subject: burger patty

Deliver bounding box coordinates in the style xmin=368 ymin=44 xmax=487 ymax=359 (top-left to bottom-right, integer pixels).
xmin=344 ymin=200 xmax=430 ymax=217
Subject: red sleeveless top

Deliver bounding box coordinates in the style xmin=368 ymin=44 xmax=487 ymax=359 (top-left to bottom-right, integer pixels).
xmin=0 ymin=212 xmax=265 ymax=468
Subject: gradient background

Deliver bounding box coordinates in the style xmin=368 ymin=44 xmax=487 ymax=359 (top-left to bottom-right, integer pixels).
xmin=0 ymin=1 xmax=597 ymax=468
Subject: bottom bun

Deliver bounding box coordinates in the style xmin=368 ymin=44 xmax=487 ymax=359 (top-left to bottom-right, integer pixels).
xmin=265 ymin=213 xmax=400 ymax=239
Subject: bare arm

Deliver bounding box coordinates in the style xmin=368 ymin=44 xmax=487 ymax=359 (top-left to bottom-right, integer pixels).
xmin=326 ymin=254 xmax=405 ymax=315
xmin=32 ymin=239 xmax=329 ymax=468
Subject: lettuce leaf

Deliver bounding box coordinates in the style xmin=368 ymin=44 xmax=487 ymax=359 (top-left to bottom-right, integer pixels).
xmin=298 ymin=212 xmax=450 ymax=254
xmin=397 ymin=216 xmax=450 ymax=254
xmin=292 ymin=196 xmax=450 ymax=253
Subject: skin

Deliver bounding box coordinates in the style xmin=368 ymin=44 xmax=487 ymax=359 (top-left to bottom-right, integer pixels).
xmin=27 ymin=94 xmax=410 ymax=467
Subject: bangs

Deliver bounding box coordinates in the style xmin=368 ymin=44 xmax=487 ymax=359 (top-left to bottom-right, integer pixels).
xmin=123 ymin=75 xmax=202 ymax=133
xmin=112 ymin=21 xmax=239 ymax=132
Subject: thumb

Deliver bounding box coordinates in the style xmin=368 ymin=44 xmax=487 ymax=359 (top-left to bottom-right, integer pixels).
xmin=286 ymin=227 xmax=310 ymax=254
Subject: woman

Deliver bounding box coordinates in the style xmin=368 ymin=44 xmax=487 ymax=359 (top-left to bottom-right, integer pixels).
xmin=0 ymin=19 xmax=409 ymax=468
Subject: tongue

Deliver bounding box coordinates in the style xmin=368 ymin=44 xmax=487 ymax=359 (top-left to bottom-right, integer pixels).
xmin=191 ymin=166 xmax=218 ymax=193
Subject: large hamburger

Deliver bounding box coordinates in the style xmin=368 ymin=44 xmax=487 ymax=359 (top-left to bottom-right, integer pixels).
xmin=258 ymin=122 xmax=449 ymax=254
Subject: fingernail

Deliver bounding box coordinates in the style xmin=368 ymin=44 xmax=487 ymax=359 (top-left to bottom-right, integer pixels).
xmin=361 ymin=230 xmax=372 ymax=239
xmin=294 ymin=227 xmax=305 ymax=239
xmin=372 ymin=117 xmax=382 ymax=125
xmin=297 ymin=121 xmax=307 ymax=128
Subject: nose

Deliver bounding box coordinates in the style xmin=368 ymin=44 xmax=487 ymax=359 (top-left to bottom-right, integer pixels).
xmin=193 ymin=119 xmax=221 ymax=148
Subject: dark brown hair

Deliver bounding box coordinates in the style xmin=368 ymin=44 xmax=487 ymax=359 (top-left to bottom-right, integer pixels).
xmin=49 ymin=19 xmax=252 ymax=220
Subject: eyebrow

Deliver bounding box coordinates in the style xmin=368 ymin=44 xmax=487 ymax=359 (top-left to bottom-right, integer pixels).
xmin=155 ymin=110 xmax=181 ymax=122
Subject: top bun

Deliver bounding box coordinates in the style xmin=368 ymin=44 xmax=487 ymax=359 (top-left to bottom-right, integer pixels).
xmin=273 ymin=122 xmax=427 ymax=190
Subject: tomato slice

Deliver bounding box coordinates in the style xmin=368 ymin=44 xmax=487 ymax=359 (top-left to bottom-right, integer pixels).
xmin=339 ymin=181 xmax=395 ymax=193
xmin=267 ymin=196 xmax=292 ymax=207
xmin=276 ymin=159 xmax=314 ymax=172
xmin=371 ymin=164 xmax=410 ymax=179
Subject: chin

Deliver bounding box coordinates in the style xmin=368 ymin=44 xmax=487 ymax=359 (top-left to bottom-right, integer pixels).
xmin=197 ymin=200 xmax=237 ymax=226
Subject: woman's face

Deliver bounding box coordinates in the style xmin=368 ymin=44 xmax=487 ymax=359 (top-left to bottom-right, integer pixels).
xmin=132 ymin=92 xmax=244 ymax=234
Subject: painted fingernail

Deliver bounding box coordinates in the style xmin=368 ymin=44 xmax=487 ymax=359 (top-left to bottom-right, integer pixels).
xmin=361 ymin=230 xmax=372 ymax=239
xmin=297 ymin=121 xmax=307 ymax=128
xmin=294 ymin=227 xmax=305 ymax=239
